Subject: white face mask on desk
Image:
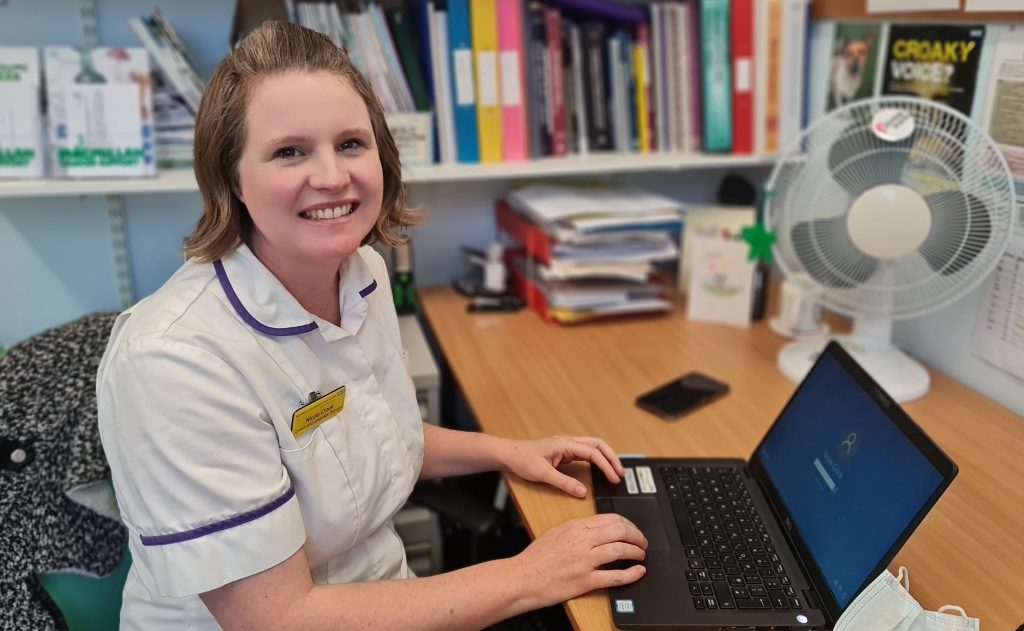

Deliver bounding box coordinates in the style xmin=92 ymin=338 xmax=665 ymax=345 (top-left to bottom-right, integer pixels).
xmin=834 ymin=567 xmax=980 ymax=631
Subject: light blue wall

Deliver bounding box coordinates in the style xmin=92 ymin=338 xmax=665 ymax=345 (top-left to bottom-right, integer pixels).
xmin=806 ymin=20 xmax=1023 ymax=416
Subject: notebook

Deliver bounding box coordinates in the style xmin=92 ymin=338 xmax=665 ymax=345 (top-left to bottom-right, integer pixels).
xmin=593 ymin=341 xmax=958 ymax=629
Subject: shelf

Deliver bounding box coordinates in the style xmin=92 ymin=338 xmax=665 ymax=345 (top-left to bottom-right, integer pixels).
xmin=402 ymin=153 xmax=776 ymax=183
xmin=0 ymin=168 xmax=199 ymax=198
xmin=0 ymin=153 xmax=775 ymax=198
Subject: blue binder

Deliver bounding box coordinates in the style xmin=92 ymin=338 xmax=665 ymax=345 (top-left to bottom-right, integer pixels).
xmin=447 ymin=0 xmax=481 ymax=163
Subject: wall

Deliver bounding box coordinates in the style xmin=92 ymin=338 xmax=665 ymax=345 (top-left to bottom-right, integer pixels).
xmin=806 ymin=19 xmax=1024 ymax=416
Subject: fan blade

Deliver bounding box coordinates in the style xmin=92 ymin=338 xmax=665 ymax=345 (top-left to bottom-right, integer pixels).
xmin=920 ymin=190 xmax=992 ymax=275
xmin=827 ymin=124 xmax=914 ymax=198
xmin=791 ymin=216 xmax=878 ymax=289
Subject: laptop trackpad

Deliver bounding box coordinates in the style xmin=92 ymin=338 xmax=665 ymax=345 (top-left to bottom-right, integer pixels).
xmin=612 ymin=497 xmax=670 ymax=552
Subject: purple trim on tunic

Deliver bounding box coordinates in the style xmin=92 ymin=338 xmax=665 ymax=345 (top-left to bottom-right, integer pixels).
xmin=359 ymin=279 xmax=377 ymax=298
xmin=140 ymin=486 xmax=296 ymax=546
xmin=213 ymin=260 xmax=318 ymax=336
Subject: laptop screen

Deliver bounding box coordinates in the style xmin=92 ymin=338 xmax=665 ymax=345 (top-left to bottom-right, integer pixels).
xmin=753 ymin=348 xmax=947 ymax=609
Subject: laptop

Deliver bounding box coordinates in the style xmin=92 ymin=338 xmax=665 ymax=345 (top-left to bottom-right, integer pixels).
xmin=593 ymin=341 xmax=958 ymax=630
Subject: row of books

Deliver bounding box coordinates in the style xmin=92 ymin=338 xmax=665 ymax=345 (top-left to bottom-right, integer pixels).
xmin=0 ymin=9 xmax=202 ymax=179
xmin=296 ymin=0 xmax=812 ymax=165
xmin=497 ymin=184 xmax=685 ymax=324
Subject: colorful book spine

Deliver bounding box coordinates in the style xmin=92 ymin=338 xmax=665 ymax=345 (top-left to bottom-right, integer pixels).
xmin=684 ymin=0 xmax=703 ymax=153
xmin=633 ymin=24 xmax=651 ymax=154
xmin=545 ymin=6 xmax=568 ymax=156
xmin=447 ymin=0 xmax=481 ymax=163
xmin=523 ymin=0 xmax=551 ymax=157
xmin=470 ymin=0 xmax=503 ymax=162
xmin=730 ymin=0 xmax=754 ymax=154
xmin=763 ymin=0 xmax=783 ymax=154
xmin=700 ymin=0 xmax=731 ymax=152
xmin=497 ymin=0 xmax=528 ymax=161
xmin=581 ymin=20 xmax=611 ymax=151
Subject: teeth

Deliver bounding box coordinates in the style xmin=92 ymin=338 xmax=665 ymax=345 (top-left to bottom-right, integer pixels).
xmin=302 ymin=204 xmax=355 ymax=220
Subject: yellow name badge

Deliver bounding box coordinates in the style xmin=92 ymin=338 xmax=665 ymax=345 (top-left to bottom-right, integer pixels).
xmin=291 ymin=386 xmax=346 ymax=438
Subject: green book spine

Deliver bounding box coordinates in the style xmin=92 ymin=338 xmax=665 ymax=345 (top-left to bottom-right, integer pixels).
xmin=387 ymin=8 xmax=431 ymax=112
xmin=700 ymin=0 xmax=732 ymax=152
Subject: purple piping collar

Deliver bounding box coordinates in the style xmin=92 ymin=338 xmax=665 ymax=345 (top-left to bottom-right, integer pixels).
xmin=140 ymin=486 xmax=296 ymax=547
xmin=359 ymin=278 xmax=377 ymax=298
xmin=214 ymin=260 xmax=317 ymax=336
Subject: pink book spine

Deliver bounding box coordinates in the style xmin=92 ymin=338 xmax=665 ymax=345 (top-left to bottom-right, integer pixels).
xmin=497 ymin=0 xmax=528 ymax=161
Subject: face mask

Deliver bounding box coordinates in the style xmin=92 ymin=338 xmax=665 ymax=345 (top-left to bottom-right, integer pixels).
xmin=834 ymin=567 xmax=979 ymax=631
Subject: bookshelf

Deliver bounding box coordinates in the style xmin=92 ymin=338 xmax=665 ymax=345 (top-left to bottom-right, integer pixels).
xmin=0 ymin=153 xmax=775 ymax=199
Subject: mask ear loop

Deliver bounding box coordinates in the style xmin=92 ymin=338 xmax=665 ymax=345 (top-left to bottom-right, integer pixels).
xmin=896 ymin=566 xmax=910 ymax=590
xmin=936 ymin=605 xmax=968 ymax=617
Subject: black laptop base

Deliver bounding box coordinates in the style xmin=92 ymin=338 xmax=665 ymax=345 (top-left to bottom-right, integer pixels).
xmin=594 ymin=458 xmax=828 ymax=630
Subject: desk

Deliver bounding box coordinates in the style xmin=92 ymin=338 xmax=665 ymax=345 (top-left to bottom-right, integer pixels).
xmin=419 ymin=287 xmax=1024 ymax=630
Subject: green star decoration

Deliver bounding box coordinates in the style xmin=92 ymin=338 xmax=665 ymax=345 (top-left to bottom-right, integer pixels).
xmin=741 ymin=224 xmax=776 ymax=264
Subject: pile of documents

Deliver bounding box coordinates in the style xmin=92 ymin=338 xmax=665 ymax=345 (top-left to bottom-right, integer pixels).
xmin=503 ymin=184 xmax=685 ymax=323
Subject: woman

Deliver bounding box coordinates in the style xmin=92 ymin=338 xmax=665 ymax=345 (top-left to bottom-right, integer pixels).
xmin=96 ymin=21 xmax=646 ymax=630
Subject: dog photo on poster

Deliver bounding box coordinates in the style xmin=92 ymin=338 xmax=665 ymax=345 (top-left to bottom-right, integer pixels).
xmin=882 ymin=24 xmax=986 ymax=116
xmin=827 ymin=22 xmax=883 ymax=111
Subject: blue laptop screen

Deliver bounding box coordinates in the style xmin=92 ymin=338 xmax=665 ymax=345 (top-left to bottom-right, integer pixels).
xmin=754 ymin=351 xmax=944 ymax=609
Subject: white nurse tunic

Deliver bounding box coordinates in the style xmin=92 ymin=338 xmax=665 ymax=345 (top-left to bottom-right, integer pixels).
xmin=96 ymin=244 xmax=424 ymax=630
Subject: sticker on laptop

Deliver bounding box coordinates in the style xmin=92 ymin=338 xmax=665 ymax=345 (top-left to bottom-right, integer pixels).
xmin=615 ymin=599 xmax=635 ymax=614
xmin=635 ymin=465 xmax=657 ymax=493
xmin=623 ymin=468 xmax=638 ymax=494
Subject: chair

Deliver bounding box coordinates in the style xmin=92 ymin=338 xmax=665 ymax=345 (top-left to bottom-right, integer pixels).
xmin=0 ymin=312 xmax=127 ymax=630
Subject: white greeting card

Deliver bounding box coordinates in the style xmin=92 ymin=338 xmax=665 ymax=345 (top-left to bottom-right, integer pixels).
xmin=686 ymin=235 xmax=756 ymax=328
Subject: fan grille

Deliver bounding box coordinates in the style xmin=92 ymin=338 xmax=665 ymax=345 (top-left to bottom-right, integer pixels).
xmin=765 ymin=97 xmax=1016 ymax=320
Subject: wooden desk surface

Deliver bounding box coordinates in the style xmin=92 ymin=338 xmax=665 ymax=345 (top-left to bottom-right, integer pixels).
xmin=420 ymin=287 xmax=1024 ymax=630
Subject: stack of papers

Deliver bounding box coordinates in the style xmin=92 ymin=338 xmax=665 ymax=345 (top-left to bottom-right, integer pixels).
xmin=505 ymin=184 xmax=685 ymax=323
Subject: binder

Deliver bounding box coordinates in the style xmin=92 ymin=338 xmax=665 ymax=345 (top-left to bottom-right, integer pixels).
xmin=470 ymin=0 xmax=503 ymax=162
xmin=729 ymin=0 xmax=754 ymax=154
xmin=447 ymin=0 xmax=481 ymax=163
xmin=699 ymin=0 xmax=732 ymax=152
xmin=496 ymin=0 xmax=528 ymax=161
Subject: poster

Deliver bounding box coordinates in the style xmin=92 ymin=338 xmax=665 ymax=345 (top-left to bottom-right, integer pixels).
xmin=882 ymin=24 xmax=986 ymax=115
xmin=826 ymin=22 xmax=883 ymax=111
xmin=972 ymin=237 xmax=1024 ymax=381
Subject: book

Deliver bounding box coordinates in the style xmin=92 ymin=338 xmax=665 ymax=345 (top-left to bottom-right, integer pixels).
xmin=700 ymin=0 xmax=732 ymax=152
xmin=523 ymin=0 xmax=551 ymax=157
xmin=470 ymin=0 xmax=503 ymax=162
xmin=44 ymin=46 xmax=155 ymax=178
xmin=777 ymin=0 xmax=809 ymax=151
xmin=0 ymin=47 xmax=45 ymax=178
xmin=387 ymin=6 xmax=432 ymax=111
xmin=882 ymin=23 xmax=986 ymax=116
xmin=447 ymin=0 xmax=481 ymax=163
xmin=431 ymin=5 xmax=458 ymax=163
xmin=545 ymin=6 xmax=568 ymax=156
xmin=581 ymin=20 xmax=612 ymax=151
xmin=497 ymin=0 xmax=528 ymax=161
xmin=729 ymin=0 xmax=754 ymax=154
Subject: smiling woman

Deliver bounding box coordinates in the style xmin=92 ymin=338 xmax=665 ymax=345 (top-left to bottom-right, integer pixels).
xmin=95 ymin=20 xmax=647 ymax=631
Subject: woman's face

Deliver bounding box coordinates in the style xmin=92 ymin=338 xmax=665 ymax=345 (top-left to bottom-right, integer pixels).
xmin=235 ymin=70 xmax=384 ymax=274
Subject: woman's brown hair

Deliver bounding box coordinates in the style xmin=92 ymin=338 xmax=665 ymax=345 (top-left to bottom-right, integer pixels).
xmin=184 ymin=20 xmax=418 ymax=262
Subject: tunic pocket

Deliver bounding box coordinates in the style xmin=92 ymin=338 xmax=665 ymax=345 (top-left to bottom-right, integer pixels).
xmin=278 ymin=424 xmax=360 ymax=570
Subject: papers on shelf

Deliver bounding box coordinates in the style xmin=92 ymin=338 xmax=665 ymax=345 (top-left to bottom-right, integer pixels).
xmin=506 ymin=183 xmax=685 ymax=240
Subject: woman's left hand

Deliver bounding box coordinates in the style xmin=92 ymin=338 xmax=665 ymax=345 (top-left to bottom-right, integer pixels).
xmin=501 ymin=436 xmax=624 ymax=498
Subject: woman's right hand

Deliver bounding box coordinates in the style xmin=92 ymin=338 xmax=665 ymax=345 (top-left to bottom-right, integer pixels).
xmin=511 ymin=513 xmax=648 ymax=609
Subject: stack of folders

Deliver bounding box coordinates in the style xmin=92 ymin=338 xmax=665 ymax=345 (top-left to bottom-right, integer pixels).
xmin=501 ymin=184 xmax=684 ymax=324
xmin=130 ymin=9 xmax=205 ymax=168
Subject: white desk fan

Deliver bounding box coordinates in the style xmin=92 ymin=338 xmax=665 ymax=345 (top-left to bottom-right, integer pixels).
xmin=764 ymin=96 xmax=1017 ymax=402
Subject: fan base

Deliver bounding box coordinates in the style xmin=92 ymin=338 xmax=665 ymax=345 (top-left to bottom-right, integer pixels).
xmin=778 ymin=336 xmax=930 ymax=403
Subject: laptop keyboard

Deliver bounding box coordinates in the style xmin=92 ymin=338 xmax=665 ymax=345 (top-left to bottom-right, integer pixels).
xmin=660 ymin=465 xmax=804 ymax=612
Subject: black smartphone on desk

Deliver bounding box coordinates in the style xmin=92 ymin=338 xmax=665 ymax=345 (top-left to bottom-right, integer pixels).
xmin=636 ymin=372 xmax=729 ymax=420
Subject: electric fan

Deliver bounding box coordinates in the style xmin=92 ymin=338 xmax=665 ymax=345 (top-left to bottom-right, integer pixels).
xmin=764 ymin=96 xmax=1017 ymax=402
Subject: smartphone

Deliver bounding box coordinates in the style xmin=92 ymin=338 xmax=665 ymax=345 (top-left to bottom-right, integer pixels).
xmin=635 ymin=372 xmax=730 ymax=420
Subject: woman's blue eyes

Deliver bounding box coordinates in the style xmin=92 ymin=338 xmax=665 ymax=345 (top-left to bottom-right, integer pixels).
xmin=272 ymin=139 xmax=366 ymax=160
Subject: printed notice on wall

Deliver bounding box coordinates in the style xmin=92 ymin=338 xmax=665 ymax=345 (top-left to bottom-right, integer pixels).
xmin=981 ymin=26 xmax=1024 ymax=199
xmin=972 ymin=236 xmax=1024 ymax=381
xmin=867 ymin=0 xmax=957 ymax=13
